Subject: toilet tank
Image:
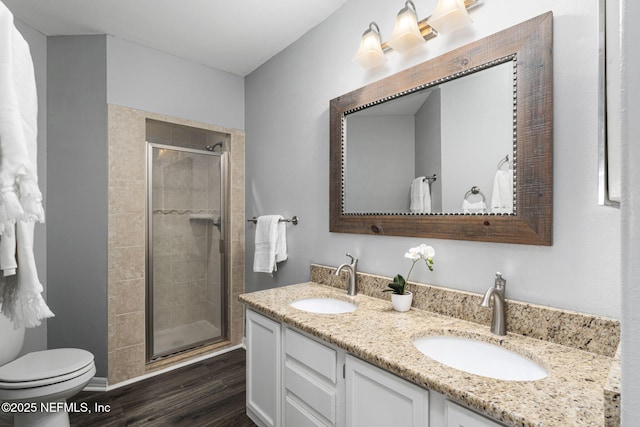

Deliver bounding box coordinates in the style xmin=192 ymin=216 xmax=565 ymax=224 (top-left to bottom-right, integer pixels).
xmin=0 ymin=312 xmax=25 ymax=366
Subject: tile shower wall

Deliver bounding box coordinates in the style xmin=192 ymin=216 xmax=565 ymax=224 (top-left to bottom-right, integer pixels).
xmin=107 ymin=104 xmax=245 ymax=385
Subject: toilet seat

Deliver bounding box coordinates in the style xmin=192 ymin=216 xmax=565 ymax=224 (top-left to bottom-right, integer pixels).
xmin=0 ymin=348 xmax=94 ymax=390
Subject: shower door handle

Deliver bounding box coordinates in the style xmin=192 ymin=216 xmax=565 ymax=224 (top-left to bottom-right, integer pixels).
xmin=219 ymin=238 xmax=225 ymax=253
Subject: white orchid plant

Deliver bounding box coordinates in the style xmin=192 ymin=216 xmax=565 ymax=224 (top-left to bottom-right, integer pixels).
xmin=383 ymin=244 xmax=435 ymax=295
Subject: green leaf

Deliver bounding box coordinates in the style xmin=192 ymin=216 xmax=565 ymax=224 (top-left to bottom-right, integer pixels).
xmin=393 ymin=274 xmax=406 ymax=286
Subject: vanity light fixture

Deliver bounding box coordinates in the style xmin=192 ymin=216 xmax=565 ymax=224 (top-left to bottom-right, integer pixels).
xmin=354 ymin=0 xmax=479 ymax=69
xmin=387 ymin=1 xmax=425 ymax=53
xmin=353 ymin=22 xmax=386 ymax=69
xmin=428 ymin=0 xmax=473 ymax=34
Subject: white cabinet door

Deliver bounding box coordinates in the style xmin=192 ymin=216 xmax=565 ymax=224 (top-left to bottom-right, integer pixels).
xmin=345 ymin=355 xmax=429 ymax=427
xmin=246 ymin=309 xmax=282 ymax=427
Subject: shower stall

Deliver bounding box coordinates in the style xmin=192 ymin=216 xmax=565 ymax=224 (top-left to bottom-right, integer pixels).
xmin=145 ymin=119 xmax=229 ymax=360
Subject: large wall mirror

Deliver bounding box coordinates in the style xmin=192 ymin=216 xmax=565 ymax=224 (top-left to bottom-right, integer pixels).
xmin=330 ymin=12 xmax=553 ymax=245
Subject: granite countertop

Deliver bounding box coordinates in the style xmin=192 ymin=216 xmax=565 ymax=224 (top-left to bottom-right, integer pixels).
xmin=239 ymin=282 xmax=614 ymax=427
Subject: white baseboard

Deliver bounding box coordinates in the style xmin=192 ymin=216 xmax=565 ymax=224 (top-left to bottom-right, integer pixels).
xmin=84 ymin=376 xmax=108 ymax=392
xmin=84 ymin=344 xmax=244 ymax=392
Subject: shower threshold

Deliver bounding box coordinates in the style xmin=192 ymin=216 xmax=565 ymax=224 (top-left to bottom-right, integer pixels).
xmin=154 ymin=320 xmax=222 ymax=357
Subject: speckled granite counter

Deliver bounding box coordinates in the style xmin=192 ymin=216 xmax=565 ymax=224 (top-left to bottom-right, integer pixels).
xmin=240 ymin=282 xmax=616 ymax=427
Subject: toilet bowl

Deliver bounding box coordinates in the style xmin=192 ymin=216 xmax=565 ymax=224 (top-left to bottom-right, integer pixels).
xmin=0 ymin=314 xmax=96 ymax=427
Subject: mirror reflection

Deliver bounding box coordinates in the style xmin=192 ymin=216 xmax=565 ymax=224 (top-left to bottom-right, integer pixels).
xmin=343 ymin=61 xmax=515 ymax=215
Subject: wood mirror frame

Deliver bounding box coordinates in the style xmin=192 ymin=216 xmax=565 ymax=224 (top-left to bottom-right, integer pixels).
xmin=329 ymin=12 xmax=553 ymax=245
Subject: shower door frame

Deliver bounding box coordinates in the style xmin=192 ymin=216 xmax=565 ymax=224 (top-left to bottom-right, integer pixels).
xmin=145 ymin=142 xmax=230 ymax=362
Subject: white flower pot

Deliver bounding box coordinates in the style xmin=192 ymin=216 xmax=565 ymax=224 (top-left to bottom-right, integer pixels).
xmin=391 ymin=291 xmax=413 ymax=312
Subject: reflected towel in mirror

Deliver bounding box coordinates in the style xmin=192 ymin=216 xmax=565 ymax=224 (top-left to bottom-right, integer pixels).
xmin=490 ymin=169 xmax=514 ymax=213
xmin=462 ymin=200 xmax=486 ymax=213
xmin=410 ymin=177 xmax=431 ymax=213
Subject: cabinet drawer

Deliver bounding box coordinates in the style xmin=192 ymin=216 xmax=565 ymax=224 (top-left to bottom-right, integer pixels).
xmin=285 ymin=328 xmax=337 ymax=383
xmin=285 ymin=395 xmax=331 ymax=427
xmin=446 ymin=400 xmax=504 ymax=427
xmin=285 ymin=362 xmax=336 ymax=423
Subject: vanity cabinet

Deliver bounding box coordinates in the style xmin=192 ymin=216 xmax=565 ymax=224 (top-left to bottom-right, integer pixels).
xmin=345 ymin=355 xmax=429 ymax=427
xmin=245 ymin=309 xmax=505 ymax=427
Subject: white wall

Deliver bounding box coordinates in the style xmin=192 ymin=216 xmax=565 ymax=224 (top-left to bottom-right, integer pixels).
xmin=621 ymin=0 xmax=640 ymax=421
xmin=245 ymin=0 xmax=621 ymax=318
xmin=106 ymin=36 xmax=244 ymax=130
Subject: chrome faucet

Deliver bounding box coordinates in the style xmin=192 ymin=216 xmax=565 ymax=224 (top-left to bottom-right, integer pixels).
xmin=335 ymin=253 xmax=358 ymax=296
xmin=480 ymin=273 xmax=507 ymax=336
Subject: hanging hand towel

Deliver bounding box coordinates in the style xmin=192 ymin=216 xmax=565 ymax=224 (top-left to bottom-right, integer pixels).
xmin=253 ymin=215 xmax=287 ymax=275
xmin=0 ymin=2 xmax=52 ymax=328
xmin=410 ymin=177 xmax=426 ymax=213
xmin=422 ymin=179 xmax=432 ymax=214
xmin=411 ymin=177 xmax=432 ymax=213
xmin=490 ymin=169 xmax=514 ymax=214
xmin=462 ymin=199 xmax=487 ymax=214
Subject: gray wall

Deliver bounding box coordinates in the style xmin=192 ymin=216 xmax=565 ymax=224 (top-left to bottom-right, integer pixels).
xmin=415 ymin=90 xmax=442 ymax=211
xmin=47 ymin=35 xmax=109 ymax=376
xmin=440 ymin=63 xmax=512 ymax=212
xmin=106 ymin=36 xmax=245 ymax=130
xmin=14 ymin=20 xmax=47 ymax=355
xmin=245 ymin=0 xmax=621 ymax=318
xmin=43 ymin=34 xmax=246 ymax=379
xmin=345 ymin=115 xmax=414 ymax=212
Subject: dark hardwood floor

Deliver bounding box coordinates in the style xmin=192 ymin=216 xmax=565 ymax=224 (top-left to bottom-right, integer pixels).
xmin=69 ymin=348 xmax=256 ymax=427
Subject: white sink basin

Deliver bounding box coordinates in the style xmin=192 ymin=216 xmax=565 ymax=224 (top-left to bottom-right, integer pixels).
xmin=413 ymin=335 xmax=547 ymax=381
xmin=290 ymin=298 xmax=357 ymax=314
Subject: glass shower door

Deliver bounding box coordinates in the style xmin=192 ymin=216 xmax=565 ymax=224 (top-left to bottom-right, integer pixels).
xmin=147 ymin=142 xmax=228 ymax=360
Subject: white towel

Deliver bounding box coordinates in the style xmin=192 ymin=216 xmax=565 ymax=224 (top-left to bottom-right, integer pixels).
xmin=410 ymin=177 xmax=431 ymax=213
xmin=462 ymin=199 xmax=487 ymax=213
xmin=0 ymin=2 xmax=52 ymax=328
xmin=0 ymin=231 xmax=16 ymax=276
xmin=490 ymin=169 xmax=514 ymax=213
xmin=253 ymin=215 xmax=287 ymax=274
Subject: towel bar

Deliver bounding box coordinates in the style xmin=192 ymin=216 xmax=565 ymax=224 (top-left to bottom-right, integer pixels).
xmin=422 ymin=174 xmax=437 ymax=184
xmin=247 ymin=216 xmax=299 ymax=225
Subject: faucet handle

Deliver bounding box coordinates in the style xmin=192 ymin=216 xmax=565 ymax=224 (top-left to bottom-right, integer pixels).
xmin=495 ymin=272 xmax=506 ymax=289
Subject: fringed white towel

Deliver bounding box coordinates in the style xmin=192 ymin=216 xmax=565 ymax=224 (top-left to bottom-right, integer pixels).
xmin=253 ymin=215 xmax=287 ymax=275
xmin=0 ymin=2 xmax=52 ymax=328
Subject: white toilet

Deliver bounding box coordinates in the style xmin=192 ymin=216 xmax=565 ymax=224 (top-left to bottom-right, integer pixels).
xmin=0 ymin=313 xmax=95 ymax=427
